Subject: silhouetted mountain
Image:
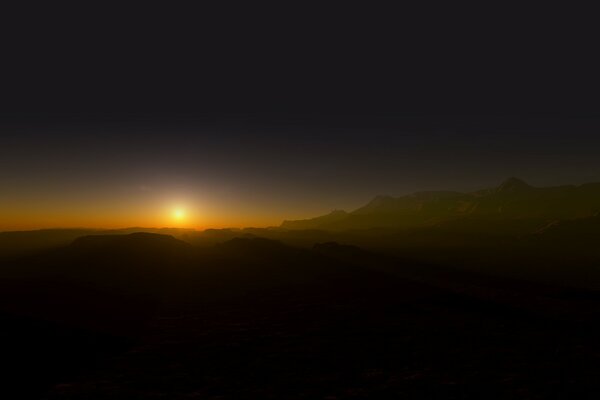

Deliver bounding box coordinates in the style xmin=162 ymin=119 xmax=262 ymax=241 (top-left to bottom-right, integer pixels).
xmin=0 ymin=229 xmax=99 ymax=258
xmin=4 ymin=226 xmax=600 ymax=398
xmin=216 ymin=237 xmax=288 ymax=255
xmin=311 ymin=242 xmax=383 ymax=267
xmin=70 ymin=232 xmax=190 ymax=257
xmin=0 ymin=227 xmax=196 ymax=258
xmin=281 ymin=209 xmax=348 ymax=230
xmin=313 ymin=241 xmax=366 ymax=258
xmin=281 ymin=178 xmax=600 ymax=230
xmin=0 ymin=232 xmax=194 ymax=398
xmin=202 ymin=237 xmax=380 ymax=291
xmin=0 ymin=233 xmax=192 ymax=336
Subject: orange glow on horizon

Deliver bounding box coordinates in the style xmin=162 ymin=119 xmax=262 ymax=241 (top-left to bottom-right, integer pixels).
xmin=0 ymin=196 xmax=324 ymax=232
xmin=0 ymin=207 xmax=284 ymax=232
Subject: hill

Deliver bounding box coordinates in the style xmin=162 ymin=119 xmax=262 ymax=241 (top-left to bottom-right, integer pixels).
xmin=3 ymin=227 xmax=600 ymax=397
xmin=0 ymin=227 xmax=195 ymax=258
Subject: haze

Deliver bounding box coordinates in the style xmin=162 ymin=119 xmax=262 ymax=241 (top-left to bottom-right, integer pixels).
xmin=3 ymin=115 xmax=600 ymax=231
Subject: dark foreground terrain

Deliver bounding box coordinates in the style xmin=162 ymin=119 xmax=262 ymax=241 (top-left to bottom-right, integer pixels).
xmin=1 ymin=233 xmax=600 ymax=399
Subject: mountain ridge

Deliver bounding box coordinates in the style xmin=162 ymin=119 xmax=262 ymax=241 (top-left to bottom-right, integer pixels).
xmin=280 ymin=178 xmax=600 ymax=231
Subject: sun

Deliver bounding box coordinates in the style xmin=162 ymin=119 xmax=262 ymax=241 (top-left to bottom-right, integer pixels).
xmin=172 ymin=208 xmax=186 ymax=221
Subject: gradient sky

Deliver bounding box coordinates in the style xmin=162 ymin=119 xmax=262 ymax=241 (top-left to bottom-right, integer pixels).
xmin=2 ymin=114 xmax=600 ymax=231
xmin=2 ymin=4 xmax=599 ymax=230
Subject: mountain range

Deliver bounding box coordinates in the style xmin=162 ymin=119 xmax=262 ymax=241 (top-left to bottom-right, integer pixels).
xmin=4 ymin=181 xmax=600 ymax=397
xmin=281 ymin=177 xmax=600 ymax=231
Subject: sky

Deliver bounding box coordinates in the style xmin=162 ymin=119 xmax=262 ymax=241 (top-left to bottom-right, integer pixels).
xmin=3 ymin=114 xmax=600 ymax=230
xmin=1 ymin=4 xmax=599 ymax=230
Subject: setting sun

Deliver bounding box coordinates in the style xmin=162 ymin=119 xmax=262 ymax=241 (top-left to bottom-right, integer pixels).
xmin=172 ymin=208 xmax=186 ymax=221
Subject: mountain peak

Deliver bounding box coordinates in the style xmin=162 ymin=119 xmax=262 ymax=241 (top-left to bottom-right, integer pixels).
xmin=497 ymin=177 xmax=532 ymax=193
xmin=366 ymin=195 xmax=395 ymax=206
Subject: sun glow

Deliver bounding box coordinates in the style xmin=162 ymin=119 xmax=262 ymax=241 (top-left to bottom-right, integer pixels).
xmin=172 ymin=208 xmax=186 ymax=221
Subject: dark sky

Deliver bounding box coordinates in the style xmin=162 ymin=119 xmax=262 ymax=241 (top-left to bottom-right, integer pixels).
xmin=2 ymin=4 xmax=600 ymax=229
